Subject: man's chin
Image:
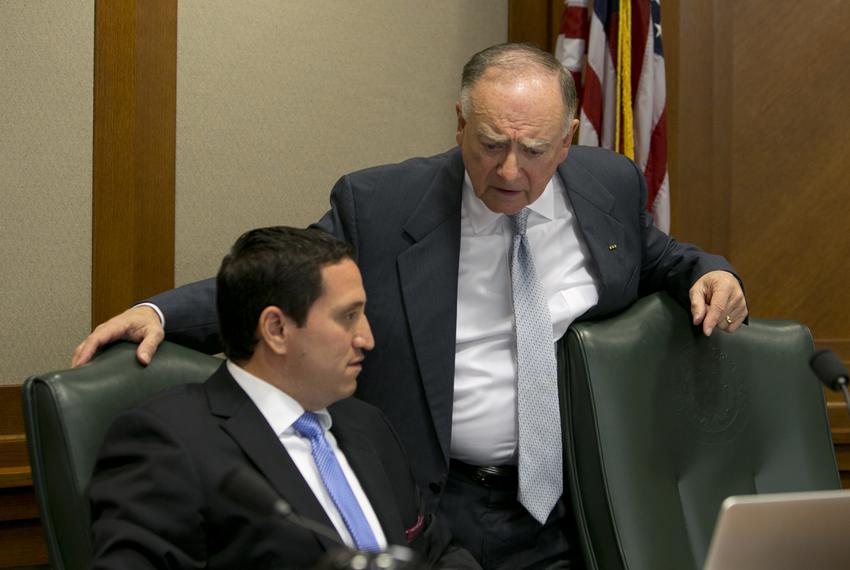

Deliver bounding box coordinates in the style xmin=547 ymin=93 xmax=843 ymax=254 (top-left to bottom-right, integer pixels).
xmin=341 ymin=377 xmax=358 ymax=397
xmin=480 ymin=190 xmax=528 ymax=214
xmin=483 ymin=200 xmax=526 ymax=215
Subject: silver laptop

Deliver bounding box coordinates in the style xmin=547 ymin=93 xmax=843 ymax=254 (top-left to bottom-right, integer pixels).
xmin=703 ymin=489 xmax=850 ymax=570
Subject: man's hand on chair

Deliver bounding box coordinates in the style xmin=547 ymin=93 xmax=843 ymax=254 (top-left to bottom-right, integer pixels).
xmin=71 ymin=306 xmax=165 ymax=367
xmin=689 ymin=270 xmax=748 ymax=337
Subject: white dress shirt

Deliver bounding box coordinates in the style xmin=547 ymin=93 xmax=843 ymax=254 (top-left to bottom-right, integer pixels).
xmin=451 ymin=172 xmax=599 ymax=465
xmin=227 ymin=360 xmax=388 ymax=550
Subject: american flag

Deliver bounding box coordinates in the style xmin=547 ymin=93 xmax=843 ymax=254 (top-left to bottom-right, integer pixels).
xmin=556 ymin=0 xmax=670 ymax=232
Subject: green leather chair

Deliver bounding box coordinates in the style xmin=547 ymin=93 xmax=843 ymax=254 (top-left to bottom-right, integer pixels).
xmin=561 ymin=292 xmax=841 ymax=570
xmin=22 ymin=341 xmax=221 ymax=570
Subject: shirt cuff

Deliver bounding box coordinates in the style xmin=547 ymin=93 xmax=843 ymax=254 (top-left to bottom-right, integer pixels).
xmin=134 ymin=302 xmax=165 ymax=329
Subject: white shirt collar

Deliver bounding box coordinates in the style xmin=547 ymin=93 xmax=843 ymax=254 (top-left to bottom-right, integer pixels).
xmin=461 ymin=170 xmax=557 ymax=235
xmin=226 ymin=360 xmax=332 ymax=437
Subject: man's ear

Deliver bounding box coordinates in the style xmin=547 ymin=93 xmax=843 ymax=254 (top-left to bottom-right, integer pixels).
xmin=257 ymin=306 xmax=288 ymax=355
xmin=455 ymin=101 xmax=466 ymax=146
xmin=558 ymin=118 xmax=580 ymax=162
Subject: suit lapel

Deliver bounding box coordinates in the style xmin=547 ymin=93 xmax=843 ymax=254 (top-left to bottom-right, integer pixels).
xmin=397 ymin=149 xmax=464 ymax=464
xmin=558 ymin=155 xmax=628 ymax=318
xmin=205 ymin=365 xmax=343 ymax=552
xmin=330 ymin=410 xmax=407 ymax=546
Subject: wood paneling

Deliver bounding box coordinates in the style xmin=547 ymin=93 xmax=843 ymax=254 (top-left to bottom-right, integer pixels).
xmin=0 ymin=386 xmax=23 ymax=437
xmin=92 ymin=0 xmax=178 ymax=326
xmin=664 ymin=0 xmax=733 ymax=253
xmin=0 ymin=386 xmax=44 ymax=568
xmin=508 ymin=0 xmax=563 ymax=52
xmin=0 ymin=436 xmax=28 ymax=478
xmin=0 ymin=489 xmax=39 ymax=523
xmin=0 ymin=521 xmax=47 ymax=568
xmin=0 ymin=387 xmax=29 ymax=490
xmin=727 ymin=3 xmax=850 ymax=338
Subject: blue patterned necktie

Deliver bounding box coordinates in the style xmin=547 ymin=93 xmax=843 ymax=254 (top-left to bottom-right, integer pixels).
xmin=292 ymin=412 xmax=380 ymax=552
xmin=509 ymin=208 xmax=562 ymax=524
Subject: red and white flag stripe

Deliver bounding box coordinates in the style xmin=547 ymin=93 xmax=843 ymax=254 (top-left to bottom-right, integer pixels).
xmin=556 ymin=0 xmax=670 ymax=232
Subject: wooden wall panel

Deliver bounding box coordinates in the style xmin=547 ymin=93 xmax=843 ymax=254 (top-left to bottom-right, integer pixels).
xmin=664 ymin=1 xmax=733 ymax=252
xmin=508 ymin=0 xmax=562 ymax=52
xmin=92 ymin=0 xmax=177 ymax=326
xmin=727 ymin=2 xmax=850 ymax=338
xmin=0 ymin=523 xmax=47 ymax=569
xmin=669 ymin=0 xmax=850 ymax=337
xmin=0 ymin=386 xmax=46 ymax=568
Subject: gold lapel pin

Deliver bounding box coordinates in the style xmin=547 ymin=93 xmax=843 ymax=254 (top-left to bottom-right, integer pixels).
xmin=608 ymin=244 xmax=618 ymax=251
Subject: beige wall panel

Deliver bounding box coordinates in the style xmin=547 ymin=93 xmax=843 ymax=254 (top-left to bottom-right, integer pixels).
xmin=0 ymin=2 xmax=93 ymax=385
xmin=175 ymin=0 xmax=508 ymax=284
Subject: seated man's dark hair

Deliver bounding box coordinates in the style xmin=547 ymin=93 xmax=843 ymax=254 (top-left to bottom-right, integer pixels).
xmin=216 ymin=226 xmax=354 ymax=361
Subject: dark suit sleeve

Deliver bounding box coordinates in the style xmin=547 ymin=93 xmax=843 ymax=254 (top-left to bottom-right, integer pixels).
xmin=89 ymin=408 xmax=207 ymax=570
xmin=145 ymin=279 xmax=222 ymax=354
xmin=311 ymin=174 xmax=357 ymax=245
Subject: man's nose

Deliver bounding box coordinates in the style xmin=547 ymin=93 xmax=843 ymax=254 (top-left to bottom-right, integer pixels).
xmin=354 ymin=315 xmax=375 ymax=351
xmin=497 ymin=148 xmax=520 ymax=180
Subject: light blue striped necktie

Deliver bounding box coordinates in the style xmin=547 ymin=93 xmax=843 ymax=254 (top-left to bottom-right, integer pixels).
xmin=509 ymin=208 xmax=563 ymax=524
xmin=292 ymin=412 xmax=380 ymax=552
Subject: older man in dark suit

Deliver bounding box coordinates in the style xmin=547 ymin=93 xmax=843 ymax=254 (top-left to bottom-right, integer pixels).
xmin=88 ymin=227 xmax=479 ymax=569
xmin=77 ymin=44 xmax=747 ymax=569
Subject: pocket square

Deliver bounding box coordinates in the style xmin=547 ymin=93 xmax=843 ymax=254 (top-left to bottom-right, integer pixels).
xmin=404 ymin=514 xmax=424 ymax=543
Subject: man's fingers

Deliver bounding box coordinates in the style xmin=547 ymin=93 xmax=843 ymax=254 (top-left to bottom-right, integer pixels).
xmin=136 ymin=328 xmax=165 ymax=366
xmin=702 ymin=302 xmax=727 ymax=336
xmin=717 ymin=294 xmax=748 ymax=334
xmin=689 ymin=290 xmax=708 ymax=326
xmin=70 ymin=306 xmax=164 ymax=368
xmin=71 ymin=340 xmax=95 ymax=367
xmin=70 ymin=324 xmax=123 ymax=367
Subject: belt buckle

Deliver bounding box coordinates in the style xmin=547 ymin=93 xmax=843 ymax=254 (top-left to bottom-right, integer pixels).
xmin=475 ymin=465 xmax=509 ymax=488
xmin=473 ymin=469 xmax=495 ymax=488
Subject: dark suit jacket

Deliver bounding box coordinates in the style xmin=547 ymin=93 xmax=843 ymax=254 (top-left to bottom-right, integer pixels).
xmin=89 ymin=363 xmax=479 ymax=569
xmin=148 ymin=145 xmax=736 ymax=498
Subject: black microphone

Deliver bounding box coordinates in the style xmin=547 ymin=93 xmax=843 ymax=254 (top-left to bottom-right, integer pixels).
xmin=218 ymin=466 xmax=422 ymax=570
xmin=810 ymin=349 xmax=850 ymax=419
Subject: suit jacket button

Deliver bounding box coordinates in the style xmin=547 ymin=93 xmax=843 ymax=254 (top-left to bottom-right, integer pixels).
xmin=429 ymin=482 xmax=442 ymax=494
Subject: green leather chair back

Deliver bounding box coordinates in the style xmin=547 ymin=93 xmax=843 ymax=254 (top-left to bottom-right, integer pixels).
xmin=22 ymin=341 xmax=221 ymax=570
xmin=561 ymin=293 xmax=840 ymax=570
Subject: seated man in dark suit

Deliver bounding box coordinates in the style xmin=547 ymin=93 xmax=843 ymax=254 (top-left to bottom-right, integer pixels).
xmin=88 ymin=226 xmax=479 ymax=569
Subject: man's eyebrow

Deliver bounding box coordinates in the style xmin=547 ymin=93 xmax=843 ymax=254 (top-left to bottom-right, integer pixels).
xmin=520 ymin=139 xmax=551 ymax=151
xmin=477 ymin=129 xmax=509 ymax=143
xmin=477 ymin=126 xmax=552 ymax=150
xmin=335 ymin=300 xmax=365 ymax=314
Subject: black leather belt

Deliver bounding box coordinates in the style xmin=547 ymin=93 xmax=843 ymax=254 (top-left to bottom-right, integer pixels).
xmin=450 ymin=459 xmax=518 ymax=490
